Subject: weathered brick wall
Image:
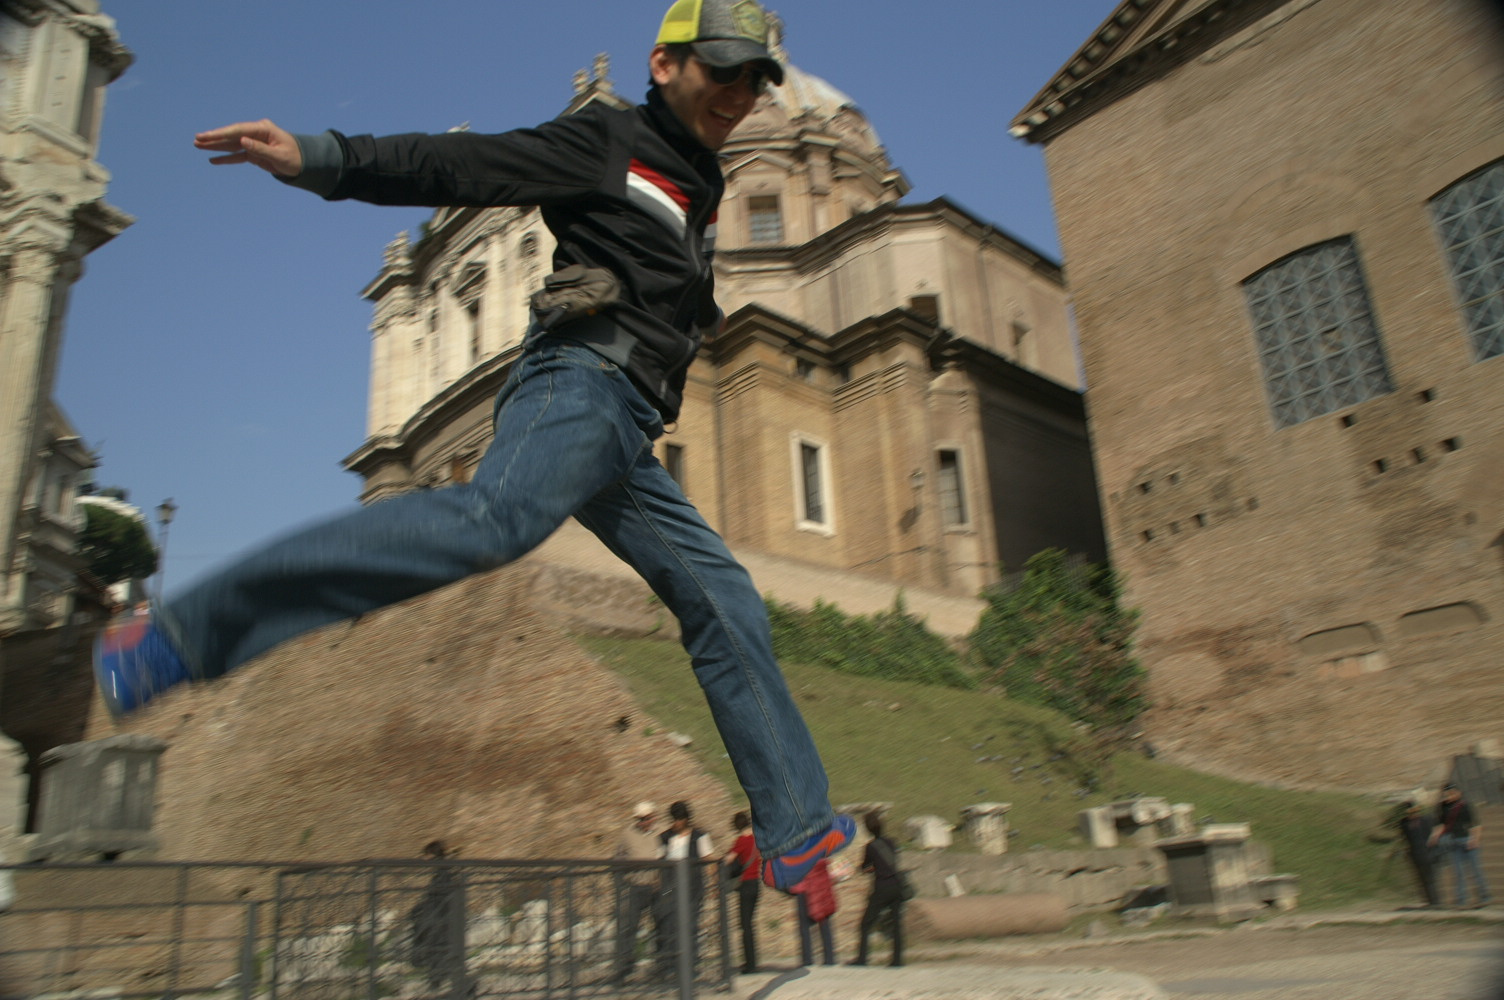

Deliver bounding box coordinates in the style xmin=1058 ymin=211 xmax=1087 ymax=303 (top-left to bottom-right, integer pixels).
xmin=1041 ymin=0 xmax=1504 ymax=789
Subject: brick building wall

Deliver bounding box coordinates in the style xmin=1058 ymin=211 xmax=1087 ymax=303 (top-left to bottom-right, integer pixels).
xmin=1016 ymin=0 xmax=1504 ymax=788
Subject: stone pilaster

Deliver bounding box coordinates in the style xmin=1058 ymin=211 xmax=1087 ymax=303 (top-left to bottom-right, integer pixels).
xmin=0 ymin=731 xmax=26 ymax=909
xmin=0 ymin=239 xmax=67 ymax=629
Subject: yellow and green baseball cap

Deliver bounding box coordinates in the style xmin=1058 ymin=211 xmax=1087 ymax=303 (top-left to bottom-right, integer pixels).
xmin=656 ymin=0 xmax=785 ymax=85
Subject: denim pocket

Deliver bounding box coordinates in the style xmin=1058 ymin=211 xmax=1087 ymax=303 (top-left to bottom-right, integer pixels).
xmin=553 ymin=346 xmax=625 ymax=381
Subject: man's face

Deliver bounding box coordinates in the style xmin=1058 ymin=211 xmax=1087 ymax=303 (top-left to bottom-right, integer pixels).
xmin=650 ymin=45 xmax=760 ymax=151
xmin=636 ymin=812 xmax=655 ymax=830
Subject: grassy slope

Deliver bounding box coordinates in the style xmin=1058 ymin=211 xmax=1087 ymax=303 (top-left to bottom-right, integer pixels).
xmin=580 ymin=635 xmax=1411 ymax=910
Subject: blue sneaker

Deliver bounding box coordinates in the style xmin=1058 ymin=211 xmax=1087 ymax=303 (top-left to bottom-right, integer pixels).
xmin=93 ymin=612 xmax=192 ymax=716
xmin=762 ymin=814 xmax=856 ymax=891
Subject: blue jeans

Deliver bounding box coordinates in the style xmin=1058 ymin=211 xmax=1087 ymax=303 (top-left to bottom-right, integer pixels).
xmin=1440 ymin=834 xmax=1492 ymax=905
xmin=159 ymin=340 xmax=832 ymax=857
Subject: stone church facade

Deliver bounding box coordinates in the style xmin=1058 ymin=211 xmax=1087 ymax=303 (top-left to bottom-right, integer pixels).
xmin=346 ymin=31 xmax=1105 ymax=604
xmin=1013 ymin=0 xmax=1504 ymax=788
xmin=0 ymin=0 xmax=130 ymax=888
xmin=0 ymin=0 xmax=130 ymax=636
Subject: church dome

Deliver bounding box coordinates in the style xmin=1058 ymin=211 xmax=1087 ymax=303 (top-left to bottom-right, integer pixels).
xmin=730 ymin=17 xmax=885 ymax=159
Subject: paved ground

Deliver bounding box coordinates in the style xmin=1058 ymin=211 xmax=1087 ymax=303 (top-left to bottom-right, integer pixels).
xmin=921 ymin=908 xmax=1504 ymax=1000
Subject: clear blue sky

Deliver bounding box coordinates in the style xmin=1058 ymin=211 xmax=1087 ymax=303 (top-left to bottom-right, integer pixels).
xmin=54 ymin=0 xmax=1114 ymax=595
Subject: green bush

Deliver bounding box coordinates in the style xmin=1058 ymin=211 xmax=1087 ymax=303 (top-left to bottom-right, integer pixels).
xmin=765 ymin=594 xmax=974 ymax=688
xmin=969 ymin=549 xmax=1146 ymax=732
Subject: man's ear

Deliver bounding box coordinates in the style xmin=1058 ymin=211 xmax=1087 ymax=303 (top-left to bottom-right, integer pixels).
xmin=649 ymin=44 xmax=677 ymax=86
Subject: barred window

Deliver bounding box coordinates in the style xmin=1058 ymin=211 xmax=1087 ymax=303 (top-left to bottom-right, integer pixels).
xmin=748 ymin=195 xmax=784 ymax=244
xmin=791 ymin=436 xmax=832 ymax=531
xmin=937 ymin=449 xmax=968 ymax=527
xmin=799 ymin=441 xmax=825 ymax=525
xmin=466 ymin=300 xmax=482 ymax=363
xmin=1242 ymin=238 xmax=1393 ymax=428
xmin=1430 ymin=159 xmax=1504 ymax=361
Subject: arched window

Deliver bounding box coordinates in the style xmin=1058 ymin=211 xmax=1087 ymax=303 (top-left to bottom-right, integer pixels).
xmin=1430 ymin=158 xmax=1504 ymax=361
xmin=1242 ymin=237 xmax=1393 ymax=428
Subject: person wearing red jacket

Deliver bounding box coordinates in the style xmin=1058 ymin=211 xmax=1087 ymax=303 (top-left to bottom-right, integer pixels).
xmin=724 ymin=811 xmax=762 ymax=974
xmin=792 ymin=858 xmax=837 ymax=966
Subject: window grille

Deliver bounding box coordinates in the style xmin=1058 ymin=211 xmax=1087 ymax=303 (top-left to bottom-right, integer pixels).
xmin=1430 ymin=158 xmax=1504 ymax=361
xmin=1242 ymin=237 xmax=1393 ymax=428
xmin=937 ymin=450 xmax=967 ymax=527
xmin=748 ymin=196 xmax=783 ymax=244
xmin=799 ymin=441 xmax=825 ymax=525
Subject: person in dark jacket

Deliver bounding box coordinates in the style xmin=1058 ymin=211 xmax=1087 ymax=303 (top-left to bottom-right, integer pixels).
xmin=654 ymin=800 xmax=715 ymax=976
xmin=1428 ymin=784 xmax=1492 ymax=907
xmin=93 ymin=0 xmax=852 ymax=891
xmin=1397 ymin=800 xmax=1440 ymax=907
xmin=850 ymin=811 xmax=904 ymax=967
xmin=409 ymin=840 xmax=473 ymax=997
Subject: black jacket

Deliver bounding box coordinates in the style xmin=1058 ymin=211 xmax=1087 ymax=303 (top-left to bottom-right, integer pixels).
xmin=295 ymin=89 xmax=724 ymax=422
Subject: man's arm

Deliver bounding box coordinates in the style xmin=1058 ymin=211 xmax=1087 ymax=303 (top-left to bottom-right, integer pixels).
xmin=197 ymin=109 xmax=618 ymax=210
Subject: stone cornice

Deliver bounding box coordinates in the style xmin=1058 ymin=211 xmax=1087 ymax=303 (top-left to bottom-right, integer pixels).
xmin=4 ymin=1 xmax=134 ymax=77
xmin=1010 ymin=0 xmax=1293 ymax=144
xmin=10 ymin=114 xmax=96 ymax=159
xmin=342 ymin=345 xmax=521 ymax=478
xmin=711 ymin=302 xmax=819 ymax=363
xmin=828 ymin=307 xmax=940 ymax=361
xmin=71 ymin=196 xmax=132 ymax=248
xmin=716 ymin=197 xmax=1062 ymax=284
xmin=341 ymin=433 xmax=410 ymax=480
xmin=715 ymin=301 xmax=945 ymax=374
xmin=931 ymin=335 xmax=1088 ymax=420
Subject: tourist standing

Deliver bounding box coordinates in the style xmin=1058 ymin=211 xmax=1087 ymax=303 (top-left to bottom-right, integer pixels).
xmin=851 ymin=812 xmax=905 ymax=967
xmin=409 ymin=841 xmax=473 ymax=997
xmin=612 ymin=802 xmax=663 ymax=981
xmin=1429 ymin=784 xmax=1492 ymax=908
xmin=792 ymin=857 xmax=837 ymax=966
xmin=656 ymin=801 xmax=714 ymax=975
xmin=724 ymin=811 xmax=761 ymax=974
xmin=1398 ymin=800 xmax=1440 ymax=906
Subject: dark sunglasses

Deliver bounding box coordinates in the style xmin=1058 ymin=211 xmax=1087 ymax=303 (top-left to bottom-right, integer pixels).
xmin=698 ymin=58 xmax=769 ymax=95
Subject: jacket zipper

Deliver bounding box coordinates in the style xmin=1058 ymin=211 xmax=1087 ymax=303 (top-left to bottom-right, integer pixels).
xmin=662 ymin=169 xmax=715 ymax=396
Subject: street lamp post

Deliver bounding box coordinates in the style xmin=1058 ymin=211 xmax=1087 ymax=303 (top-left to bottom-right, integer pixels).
xmin=154 ymin=498 xmax=177 ymax=604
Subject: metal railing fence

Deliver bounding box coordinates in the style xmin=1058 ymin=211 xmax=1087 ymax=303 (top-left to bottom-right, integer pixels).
xmin=0 ymin=858 xmax=731 ymax=1000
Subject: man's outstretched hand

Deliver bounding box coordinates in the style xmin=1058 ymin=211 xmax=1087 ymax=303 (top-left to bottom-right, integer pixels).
xmin=194 ymin=120 xmax=303 ymax=177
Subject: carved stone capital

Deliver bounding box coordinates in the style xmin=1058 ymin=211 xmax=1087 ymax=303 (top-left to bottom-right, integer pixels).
xmin=1 ymin=244 xmax=66 ymax=286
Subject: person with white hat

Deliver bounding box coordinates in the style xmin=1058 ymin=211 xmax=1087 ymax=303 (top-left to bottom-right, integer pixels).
xmin=612 ymin=801 xmax=664 ymax=980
